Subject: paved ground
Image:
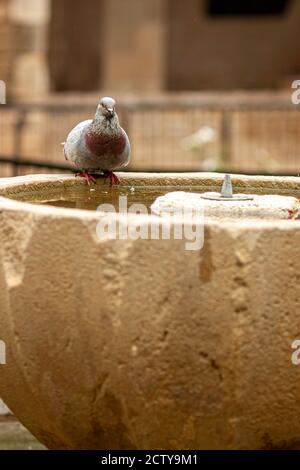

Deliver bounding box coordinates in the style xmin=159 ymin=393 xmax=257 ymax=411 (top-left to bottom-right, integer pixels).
xmin=0 ymin=417 xmax=45 ymax=450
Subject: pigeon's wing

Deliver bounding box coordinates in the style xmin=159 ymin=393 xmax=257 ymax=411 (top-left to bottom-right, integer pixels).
xmin=64 ymin=119 xmax=92 ymax=162
xmin=117 ymin=127 xmax=131 ymax=168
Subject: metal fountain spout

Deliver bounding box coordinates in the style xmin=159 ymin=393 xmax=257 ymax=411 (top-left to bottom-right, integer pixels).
xmin=201 ymin=174 xmax=253 ymax=201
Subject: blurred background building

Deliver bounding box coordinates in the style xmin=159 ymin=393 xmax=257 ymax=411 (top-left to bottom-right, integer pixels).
xmin=0 ymin=0 xmax=300 ymax=175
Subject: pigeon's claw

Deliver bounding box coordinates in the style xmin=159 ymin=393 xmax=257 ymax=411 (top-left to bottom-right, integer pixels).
xmin=104 ymin=171 xmax=120 ymax=186
xmin=75 ymin=171 xmax=97 ymax=186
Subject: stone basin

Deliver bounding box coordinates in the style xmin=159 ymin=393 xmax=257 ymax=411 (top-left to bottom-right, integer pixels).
xmin=0 ymin=172 xmax=300 ymax=450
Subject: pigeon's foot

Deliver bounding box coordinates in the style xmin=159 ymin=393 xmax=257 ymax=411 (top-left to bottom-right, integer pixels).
xmin=75 ymin=171 xmax=97 ymax=186
xmin=103 ymin=170 xmax=120 ymax=186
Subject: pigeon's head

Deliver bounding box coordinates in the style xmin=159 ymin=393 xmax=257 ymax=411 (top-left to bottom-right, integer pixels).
xmin=97 ymin=96 xmax=116 ymax=120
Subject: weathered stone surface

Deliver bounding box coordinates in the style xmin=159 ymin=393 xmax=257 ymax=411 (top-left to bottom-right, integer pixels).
xmin=0 ymin=173 xmax=299 ymax=450
xmin=151 ymin=191 xmax=300 ymax=219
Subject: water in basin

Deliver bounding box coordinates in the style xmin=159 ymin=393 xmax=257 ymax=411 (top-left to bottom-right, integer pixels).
xmin=9 ymin=183 xmax=300 ymax=213
xmin=6 ymin=182 xmax=300 ymax=221
xmin=15 ymin=186 xmax=221 ymax=212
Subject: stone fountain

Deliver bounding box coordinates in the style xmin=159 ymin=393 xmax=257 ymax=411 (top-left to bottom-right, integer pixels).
xmin=0 ymin=172 xmax=300 ymax=450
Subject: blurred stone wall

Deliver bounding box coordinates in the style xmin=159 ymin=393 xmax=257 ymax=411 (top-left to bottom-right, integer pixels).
xmin=1 ymin=0 xmax=300 ymax=97
xmin=0 ymin=0 xmax=10 ymax=87
xmin=101 ymin=0 xmax=168 ymax=92
xmin=0 ymin=0 xmax=50 ymax=100
xmin=168 ymin=0 xmax=300 ymax=90
xmin=0 ymin=1 xmax=300 ymax=174
xmin=49 ymin=0 xmax=102 ymax=92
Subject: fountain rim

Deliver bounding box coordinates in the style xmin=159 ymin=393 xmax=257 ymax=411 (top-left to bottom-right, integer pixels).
xmin=0 ymin=172 xmax=299 ymax=230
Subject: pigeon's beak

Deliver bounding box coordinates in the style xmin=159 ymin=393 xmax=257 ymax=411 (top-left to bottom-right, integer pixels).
xmin=107 ymin=107 xmax=114 ymax=117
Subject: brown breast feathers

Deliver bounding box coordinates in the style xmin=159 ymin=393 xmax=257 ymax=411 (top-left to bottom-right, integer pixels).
xmin=85 ymin=130 xmax=126 ymax=157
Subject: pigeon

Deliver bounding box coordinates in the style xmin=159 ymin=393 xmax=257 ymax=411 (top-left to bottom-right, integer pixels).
xmin=63 ymin=97 xmax=131 ymax=185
